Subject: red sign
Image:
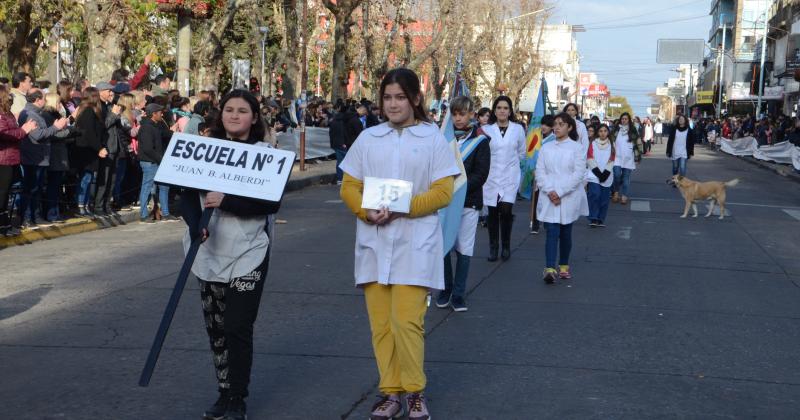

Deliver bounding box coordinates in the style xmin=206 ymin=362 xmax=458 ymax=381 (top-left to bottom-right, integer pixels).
xmin=580 ymin=73 xmax=592 ymax=87
xmin=587 ymin=84 xmax=609 ymax=97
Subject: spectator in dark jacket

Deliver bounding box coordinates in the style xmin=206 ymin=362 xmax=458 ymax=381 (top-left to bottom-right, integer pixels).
xmin=328 ymin=104 xmax=350 ymax=184
xmin=41 ymin=92 xmax=79 ymax=222
xmin=0 ymin=85 xmax=37 ymax=236
xmin=18 ymin=89 xmax=69 ymax=226
xmin=344 ymin=103 xmax=372 ymax=147
xmin=137 ymin=103 xmax=174 ymax=222
xmin=72 ymin=87 xmax=107 ymax=215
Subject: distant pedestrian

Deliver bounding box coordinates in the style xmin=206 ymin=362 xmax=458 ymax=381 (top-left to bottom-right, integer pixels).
xmin=654 ymin=119 xmax=663 ymax=144
xmin=667 ymin=114 xmax=694 ymax=178
xmin=643 ymin=118 xmax=654 ymax=155
xmin=611 ymin=112 xmax=640 ymax=205
xmin=536 ymin=112 xmax=588 ymax=283
xmin=339 ymin=68 xmax=459 ymax=420
xmin=586 ymin=124 xmax=615 ymax=227
xmin=564 ymin=103 xmax=589 ymax=153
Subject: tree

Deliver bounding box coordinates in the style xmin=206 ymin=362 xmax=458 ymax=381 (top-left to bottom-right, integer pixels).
xmin=0 ymin=0 xmax=73 ymax=76
xmin=324 ymin=0 xmax=364 ymax=101
xmin=608 ymin=96 xmax=634 ymax=119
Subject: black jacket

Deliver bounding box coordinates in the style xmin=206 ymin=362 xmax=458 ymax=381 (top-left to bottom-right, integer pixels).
xmin=667 ymin=126 xmax=695 ymax=159
xmin=344 ymin=111 xmax=364 ymax=148
xmin=137 ymin=118 xmax=167 ymax=164
xmin=461 ymin=126 xmax=492 ymax=210
xmin=328 ymin=111 xmax=349 ymax=150
xmin=72 ymin=108 xmax=105 ymax=171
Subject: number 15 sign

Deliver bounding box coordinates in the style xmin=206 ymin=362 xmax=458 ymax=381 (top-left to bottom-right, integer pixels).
xmin=362 ymin=177 xmax=413 ymax=213
xmin=155 ymin=133 xmax=296 ymax=202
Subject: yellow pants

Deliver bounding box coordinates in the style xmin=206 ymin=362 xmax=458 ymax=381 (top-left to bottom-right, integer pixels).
xmin=364 ymin=283 xmax=428 ymax=394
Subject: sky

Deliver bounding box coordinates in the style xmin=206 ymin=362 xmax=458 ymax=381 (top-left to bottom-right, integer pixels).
xmin=551 ymin=0 xmax=712 ymax=116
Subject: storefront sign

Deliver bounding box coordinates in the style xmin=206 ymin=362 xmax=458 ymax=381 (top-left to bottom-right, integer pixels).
xmin=697 ymin=90 xmax=714 ymax=104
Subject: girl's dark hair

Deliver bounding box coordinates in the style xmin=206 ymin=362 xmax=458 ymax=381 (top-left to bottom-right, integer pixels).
xmin=554 ymin=112 xmax=579 ymax=141
xmin=675 ymin=115 xmax=689 ymax=130
xmin=541 ymin=114 xmax=555 ymax=127
xmin=210 ymin=89 xmax=266 ymax=143
xmin=563 ymin=103 xmax=580 ymax=114
xmin=378 ymin=68 xmax=429 ymax=123
xmin=618 ymin=112 xmax=635 ymax=142
xmin=476 ymin=107 xmax=491 ymax=118
xmin=193 ymin=100 xmax=212 ymax=116
xmin=490 ymin=96 xmax=517 ymax=124
xmin=597 ymin=123 xmax=611 ymax=139
xmin=171 ymin=96 xmax=190 ymax=110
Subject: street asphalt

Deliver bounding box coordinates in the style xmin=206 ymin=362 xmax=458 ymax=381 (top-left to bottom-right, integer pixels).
xmin=1 ymin=143 xmax=800 ymax=419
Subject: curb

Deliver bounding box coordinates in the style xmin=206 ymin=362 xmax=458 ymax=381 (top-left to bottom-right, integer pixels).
xmin=0 ymin=171 xmax=336 ymax=249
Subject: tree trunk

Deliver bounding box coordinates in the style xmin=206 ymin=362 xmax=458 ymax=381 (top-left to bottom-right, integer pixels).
xmin=325 ymin=0 xmax=363 ymax=102
xmin=282 ymin=0 xmax=300 ymax=99
xmin=6 ymin=1 xmax=40 ymax=75
xmin=176 ymin=14 xmax=192 ymax=96
xmin=84 ymin=0 xmax=126 ymax=84
xmin=193 ymin=0 xmax=250 ymax=91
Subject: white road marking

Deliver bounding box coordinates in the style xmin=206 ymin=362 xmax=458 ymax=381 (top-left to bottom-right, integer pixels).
xmin=630 ymin=196 xmax=800 ymax=210
xmin=324 ymin=199 xmax=343 ymax=204
xmin=784 ymin=209 xmax=800 ymax=221
xmin=631 ymin=200 xmax=651 ymax=212
xmin=616 ymin=226 xmax=632 ymax=240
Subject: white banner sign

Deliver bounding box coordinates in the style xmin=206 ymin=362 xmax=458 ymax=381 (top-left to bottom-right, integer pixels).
xmin=155 ymin=133 xmax=296 ymax=202
xmin=719 ymin=136 xmax=758 ymax=156
xmin=719 ymin=137 xmax=800 ymax=171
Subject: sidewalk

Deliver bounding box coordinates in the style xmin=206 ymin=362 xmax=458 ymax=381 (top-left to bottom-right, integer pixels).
xmin=0 ymin=160 xmax=336 ymax=249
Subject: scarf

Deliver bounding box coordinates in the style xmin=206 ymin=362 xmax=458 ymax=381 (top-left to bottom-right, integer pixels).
xmin=172 ymin=108 xmax=192 ymax=119
xmin=454 ymin=124 xmax=475 ymax=141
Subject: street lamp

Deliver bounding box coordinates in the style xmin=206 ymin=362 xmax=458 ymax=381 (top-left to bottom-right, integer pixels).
xmin=259 ymin=26 xmax=268 ymax=97
xmin=315 ymin=40 xmax=326 ymax=97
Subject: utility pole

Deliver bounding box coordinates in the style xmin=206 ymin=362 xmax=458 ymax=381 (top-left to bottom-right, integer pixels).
xmin=299 ymin=0 xmax=308 ymax=171
xmin=259 ymin=26 xmax=268 ymax=97
xmin=717 ymin=15 xmax=727 ymax=118
xmin=176 ymin=14 xmax=191 ymax=96
xmin=756 ymin=2 xmax=771 ymax=117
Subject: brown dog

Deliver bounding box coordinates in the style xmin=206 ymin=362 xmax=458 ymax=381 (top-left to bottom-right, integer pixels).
xmin=670 ymin=175 xmax=739 ymax=219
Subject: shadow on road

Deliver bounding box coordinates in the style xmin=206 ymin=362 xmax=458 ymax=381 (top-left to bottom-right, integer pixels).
xmin=0 ymin=286 xmax=52 ymax=321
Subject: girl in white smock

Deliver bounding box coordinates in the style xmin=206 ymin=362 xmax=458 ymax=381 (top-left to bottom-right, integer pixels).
xmin=564 ymin=102 xmax=590 ymax=154
xmin=482 ymin=96 xmax=526 ymax=262
xmin=611 ymin=112 xmax=640 ymax=205
xmin=339 ymin=68 xmax=459 ymax=420
xmin=535 ymin=112 xmax=589 ymax=284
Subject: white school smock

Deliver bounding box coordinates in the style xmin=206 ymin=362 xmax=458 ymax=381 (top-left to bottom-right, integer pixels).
xmin=576 ymin=119 xmax=590 ymax=155
xmin=482 ymin=122 xmax=526 ymax=206
xmin=339 ymin=122 xmax=460 ymax=290
xmin=672 ymin=129 xmax=688 ymax=159
xmin=585 ymin=140 xmax=614 ymax=188
xmin=614 ymin=129 xmax=637 ymax=170
xmin=535 ymin=138 xmax=589 ymax=225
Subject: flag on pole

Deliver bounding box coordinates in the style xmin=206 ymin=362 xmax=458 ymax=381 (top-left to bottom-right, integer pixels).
xmin=519 ymin=80 xmax=548 ymax=199
xmin=438 ymin=52 xmax=469 ymax=254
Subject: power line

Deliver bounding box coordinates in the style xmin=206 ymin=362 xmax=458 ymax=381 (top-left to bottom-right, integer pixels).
xmin=577 ymin=0 xmax=705 ymax=26
xmin=584 ymin=14 xmax=708 ymax=30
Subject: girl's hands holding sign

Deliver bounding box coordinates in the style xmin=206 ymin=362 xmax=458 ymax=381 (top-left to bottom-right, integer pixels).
xmin=204 ymin=192 xmax=225 ymax=208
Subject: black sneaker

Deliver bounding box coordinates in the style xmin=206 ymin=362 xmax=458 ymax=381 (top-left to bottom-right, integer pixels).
xmin=203 ymin=393 xmax=228 ymax=420
xmin=451 ymin=296 xmax=468 ymax=312
xmin=222 ymin=396 xmax=246 ymax=420
xmin=596 ymin=221 xmax=606 ymax=228
xmin=530 ymin=222 xmax=540 ymax=235
xmin=161 ymin=214 xmax=180 ymax=222
xmin=435 ymin=291 xmax=451 ymax=308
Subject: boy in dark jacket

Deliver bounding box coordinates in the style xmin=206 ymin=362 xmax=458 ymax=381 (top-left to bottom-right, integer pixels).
xmin=328 ymin=103 xmax=349 ymax=185
xmin=137 ymin=103 xmax=175 ymax=222
xmin=435 ymin=96 xmax=491 ymax=312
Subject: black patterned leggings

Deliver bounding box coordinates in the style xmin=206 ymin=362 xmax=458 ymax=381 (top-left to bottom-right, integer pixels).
xmin=199 ymin=254 xmax=269 ymax=398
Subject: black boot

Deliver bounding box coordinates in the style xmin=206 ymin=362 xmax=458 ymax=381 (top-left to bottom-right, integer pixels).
xmin=500 ymin=213 xmax=514 ymax=261
xmin=222 ymin=395 xmax=246 ymax=420
xmin=487 ymin=208 xmax=499 ymax=262
xmin=203 ymin=390 xmax=228 ymax=420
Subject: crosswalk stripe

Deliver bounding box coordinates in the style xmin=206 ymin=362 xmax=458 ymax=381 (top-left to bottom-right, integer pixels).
xmin=784 ymin=209 xmax=800 ymax=221
xmin=631 ymin=200 xmax=651 ymax=212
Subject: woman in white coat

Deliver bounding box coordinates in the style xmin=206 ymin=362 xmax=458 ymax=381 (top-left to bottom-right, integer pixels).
xmin=483 ymin=96 xmax=526 ymax=262
xmin=564 ymin=103 xmax=589 ymax=154
xmin=535 ymin=112 xmax=589 ymax=284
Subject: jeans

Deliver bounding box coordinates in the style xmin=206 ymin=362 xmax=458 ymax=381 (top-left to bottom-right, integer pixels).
xmin=45 ymin=170 xmax=64 ymax=220
xmin=76 ymin=170 xmax=95 ymax=207
xmin=19 ymin=165 xmax=47 ymax=222
xmin=672 ymin=158 xmax=687 ymax=177
xmin=139 ymin=161 xmax=169 ymax=218
xmin=113 ymin=157 xmax=128 ymax=205
xmin=334 ymin=148 xmax=347 ymax=182
xmin=587 ymin=182 xmax=611 ymax=223
xmin=0 ymin=165 xmax=14 ymax=228
xmin=612 ymin=166 xmax=632 ymax=197
xmin=443 ymin=251 xmax=471 ymax=300
xmin=94 ymin=157 xmax=117 ymax=212
xmin=544 ymin=222 xmax=573 ymax=269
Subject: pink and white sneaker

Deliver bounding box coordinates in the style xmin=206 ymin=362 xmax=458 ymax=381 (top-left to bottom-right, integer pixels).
xmin=370 ymin=394 xmax=402 ymax=420
xmin=406 ymin=393 xmax=431 ymax=420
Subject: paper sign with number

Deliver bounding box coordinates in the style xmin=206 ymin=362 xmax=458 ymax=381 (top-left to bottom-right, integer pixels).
xmin=361 ymin=177 xmax=413 ymax=213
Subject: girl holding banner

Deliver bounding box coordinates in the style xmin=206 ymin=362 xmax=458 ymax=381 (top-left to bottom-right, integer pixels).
xmin=179 ymin=90 xmax=282 ymax=420
xmin=340 ymin=68 xmax=460 ymax=420
xmin=483 ymin=96 xmax=526 ymax=262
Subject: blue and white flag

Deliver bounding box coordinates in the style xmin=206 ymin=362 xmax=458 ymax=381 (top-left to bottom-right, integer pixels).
xmin=438 ymin=105 xmax=468 ymax=254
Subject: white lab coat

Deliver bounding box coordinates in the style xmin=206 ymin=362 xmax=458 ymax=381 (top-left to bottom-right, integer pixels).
xmin=535 ymin=138 xmax=589 ymax=224
xmin=482 ymin=122 xmax=526 ymax=206
xmin=576 ymin=119 xmax=590 ymax=155
xmin=614 ymin=129 xmax=637 ymax=170
xmin=339 ymin=122 xmax=460 ymax=290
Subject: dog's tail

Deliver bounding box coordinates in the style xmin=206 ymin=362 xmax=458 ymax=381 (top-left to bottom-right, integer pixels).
xmin=725 ymin=178 xmax=740 ymax=187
